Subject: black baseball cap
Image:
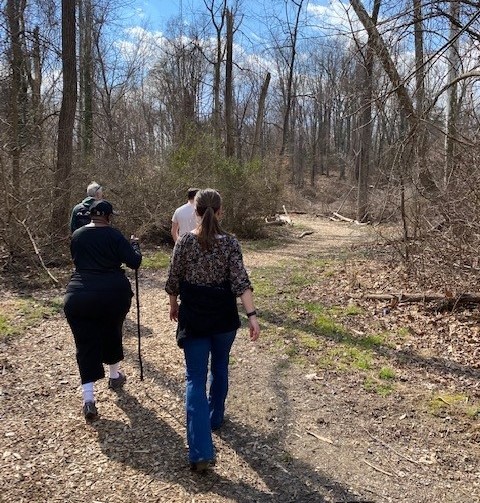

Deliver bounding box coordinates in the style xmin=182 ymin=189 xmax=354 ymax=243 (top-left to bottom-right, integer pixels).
xmin=89 ymin=200 xmax=118 ymax=217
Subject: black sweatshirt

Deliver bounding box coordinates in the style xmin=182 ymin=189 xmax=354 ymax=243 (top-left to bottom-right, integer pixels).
xmin=66 ymin=226 xmax=142 ymax=293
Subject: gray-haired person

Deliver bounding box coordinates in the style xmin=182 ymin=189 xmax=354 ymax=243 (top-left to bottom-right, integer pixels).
xmin=70 ymin=181 xmax=104 ymax=233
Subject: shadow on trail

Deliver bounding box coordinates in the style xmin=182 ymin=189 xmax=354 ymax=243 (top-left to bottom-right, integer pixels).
xmin=260 ymin=308 xmax=480 ymax=384
xmin=92 ymin=390 xmax=288 ymax=503
xmin=117 ymin=354 xmax=376 ymax=503
xmin=212 ymin=361 xmax=374 ymax=503
xmin=125 ymin=268 xmax=168 ymax=291
xmin=123 ymin=317 xmax=154 ymax=339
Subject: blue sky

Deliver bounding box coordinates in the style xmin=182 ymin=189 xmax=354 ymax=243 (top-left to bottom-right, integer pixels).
xmin=116 ymin=0 xmax=362 ymax=69
xmin=132 ymin=0 xmax=184 ymax=28
xmin=130 ymin=0 xmax=230 ymax=30
xmin=128 ymin=0 xmax=343 ymax=33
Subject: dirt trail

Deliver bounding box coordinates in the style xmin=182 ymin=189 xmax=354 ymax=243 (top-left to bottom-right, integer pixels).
xmin=1 ymin=216 xmax=478 ymax=503
xmin=244 ymin=214 xmax=375 ymax=267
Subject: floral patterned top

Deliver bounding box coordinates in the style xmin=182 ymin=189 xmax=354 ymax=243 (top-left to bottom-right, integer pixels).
xmin=165 ymin=232 xmax=252 ymax=297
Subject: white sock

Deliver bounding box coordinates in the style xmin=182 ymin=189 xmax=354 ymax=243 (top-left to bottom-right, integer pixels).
xmin=82 ymin=382 xmax=94 ymax=403
xmin=109 ymin=362 xmax=120 ymax=379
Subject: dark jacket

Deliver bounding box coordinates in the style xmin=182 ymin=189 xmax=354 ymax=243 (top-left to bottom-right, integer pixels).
xmin=66 ymin=226 xmax=142 ymax=295
xmin=70 ymin=196 xmax=96 ymax=233
xmin=176 ymin=280 xmax=240 ymax=348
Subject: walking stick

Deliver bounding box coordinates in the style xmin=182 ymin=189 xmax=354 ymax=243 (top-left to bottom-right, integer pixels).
xmin=135 ymin=268 xmax=144 ymax=381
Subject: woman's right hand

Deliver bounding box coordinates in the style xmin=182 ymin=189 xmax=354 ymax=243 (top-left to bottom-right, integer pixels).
xmin=248 ymin=316 xmax=260 ymax=341
xmin=169 ymin=295 xmax=179 ymax=322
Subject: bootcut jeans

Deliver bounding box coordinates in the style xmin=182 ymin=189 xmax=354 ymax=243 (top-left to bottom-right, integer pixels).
xmin=182 ymin=330 xmax=236 ymax=463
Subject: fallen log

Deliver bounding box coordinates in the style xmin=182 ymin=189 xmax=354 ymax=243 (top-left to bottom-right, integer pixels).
xmin=332 ymin=211 xmax=369 ymax=225
xmin=333 ymin=211 xmax=354 ymax=223
xmin=264 ymin=215 xmax=291 ymax=225
xmin=298 ymin=231 xmax=314 ymax=238
xmin=265 ymin=206 xmax=293 ymax=226
xmin=349 ymin=292 xmax=480 ymax=311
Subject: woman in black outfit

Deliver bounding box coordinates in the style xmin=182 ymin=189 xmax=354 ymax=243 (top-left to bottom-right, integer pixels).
xmin=64 ymin=199 xmax=142 ymax=422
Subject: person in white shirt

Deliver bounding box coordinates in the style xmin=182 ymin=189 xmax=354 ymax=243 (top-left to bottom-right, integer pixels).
xmin=171 ymin=188 xmax=200 ymax=242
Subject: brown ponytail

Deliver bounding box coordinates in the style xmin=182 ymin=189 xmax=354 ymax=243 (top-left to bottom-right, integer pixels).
xmin=195 ymin=188 xmax=226 ymax=250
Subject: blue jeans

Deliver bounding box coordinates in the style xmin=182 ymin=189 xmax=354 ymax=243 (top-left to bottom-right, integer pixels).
xmin=182 ymin=330 xmax=236 ymax=463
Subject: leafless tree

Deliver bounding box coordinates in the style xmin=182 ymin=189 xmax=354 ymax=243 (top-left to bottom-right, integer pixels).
xmin=444 ymin=0 xmax=460 ymax=188
xmin=51 ymin=0 xmax=77 ymax=236
xmin=225 ymin=7 xmax=234 ymax=157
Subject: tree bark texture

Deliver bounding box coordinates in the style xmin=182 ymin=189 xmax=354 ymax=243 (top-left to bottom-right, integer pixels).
xmin=52 ymin=0 xmax=77 ymax=236
xmin=445 ymin=0 xmax=460 ymax=188
xmin=251 ymin=72 xmax=271 ymax=161
xmin=356 ymin=0 xmax=381 ymax=223
xmin=413 ymin=0 xmax=426 ymax=162
xmin=6 ymin=0 xmax=22 ymax=193
xmin=279 ymin=0 xmax=304 ymax=158
xmin=349 ymin=0 xmax=438 ymax=195
xmin=80 ymin=0 xmax=94 ymax=158
xmin=225 ymin=8 xmax=234 ymax=157
xmin=207 ymin=0 xmax=227 ymax=141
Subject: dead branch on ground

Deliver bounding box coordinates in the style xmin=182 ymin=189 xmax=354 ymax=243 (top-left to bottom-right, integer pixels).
xmin=298 ymin=231 xmax=313 ymax=238
xmin=331 ymin=212 xmax=369 ymax=225
xmin=265 ymin=205 xmax=293 ymax=226
xmin=350 ymin=292 xmax=480 ymax=311
xmin=15 ymin=218 xmax=59 ymax=284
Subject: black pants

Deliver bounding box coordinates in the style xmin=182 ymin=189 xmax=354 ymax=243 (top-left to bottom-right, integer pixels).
xmin=64 ymin=289 xmax=132 ymax=384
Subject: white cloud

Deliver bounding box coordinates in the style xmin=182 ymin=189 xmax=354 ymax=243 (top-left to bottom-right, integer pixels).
xmin=307 ymin=0 xmax=363 ymax=38
xmin=115 ymin=26 xmax=166 ymax=65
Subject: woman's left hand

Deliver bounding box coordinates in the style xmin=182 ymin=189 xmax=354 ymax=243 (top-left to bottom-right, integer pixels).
xmin=248 ymin=316 xmax=260 ymax=341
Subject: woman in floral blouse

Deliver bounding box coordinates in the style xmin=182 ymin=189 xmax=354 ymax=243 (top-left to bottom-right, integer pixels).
xmin=165 ymin=188 xmax=260 ymax=472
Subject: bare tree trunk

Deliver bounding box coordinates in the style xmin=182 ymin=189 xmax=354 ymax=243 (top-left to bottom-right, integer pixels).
xmin=349 ymin=0 xmax=438 ymax=194
xmin=250 ymin=72 xmax=271 ymax=161
xmin=356 ymin=0 xmax=380 ymax=222
xmin=20 ymin=15 xmax=42 ymax=147
xmin=413 ymin=0 xmax=426 ymax=154
xmin=80 ymin=0 xmax=94 ymax=158
xmin=51 ymin=0 xmax=77 ymax=236
xmin=213 ymin=26 xmax=223 ymax=140
xmin=311 ymin=105 xmax=318 ymax=186
xmin=323 ymin=104 xmax=331 ymax=177
xmin=6 ymin=0 xmax=22 ymax=194
xmin=225 ymin=8 xmax=234 ymax=157
xmin=297 ymin=128 xmax=304 ymax=187
xmin=205 ymin=0 xmax=227 ymax=140
xmin=412 ymin=0 xmax=430 ymax=212
xmin=445 ymin=0 xmax=460 ymax=188
xmin=4 ymin=0 xmax=24 ymax=255
xmin=31 ymin=26 xmax=42 ymax=143
xmin=279 ymin=0 xmax=304 ymax=158
xmin=349 ymin=0 xmax=414 ymax=120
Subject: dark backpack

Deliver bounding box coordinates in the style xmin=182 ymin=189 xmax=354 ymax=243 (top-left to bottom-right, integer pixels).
xmin=73 ymin=203 xmax=91 ymax=231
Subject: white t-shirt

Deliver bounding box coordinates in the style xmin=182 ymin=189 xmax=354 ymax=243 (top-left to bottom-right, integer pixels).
xmin=172 ymin=201 xmax=197 ymax=238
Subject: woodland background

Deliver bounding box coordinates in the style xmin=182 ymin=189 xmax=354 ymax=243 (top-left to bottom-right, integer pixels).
xmin=1 ymin=0 xmax=480 ymax=290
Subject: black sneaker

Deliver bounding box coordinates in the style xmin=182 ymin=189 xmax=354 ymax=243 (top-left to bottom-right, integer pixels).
xmin=108 ymin=371 xmax=126 ymax=390
xmin=190 ymin=459 xmax=215 ymax=473
xmin=83 ymin=401 xmax=99 ymax=422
